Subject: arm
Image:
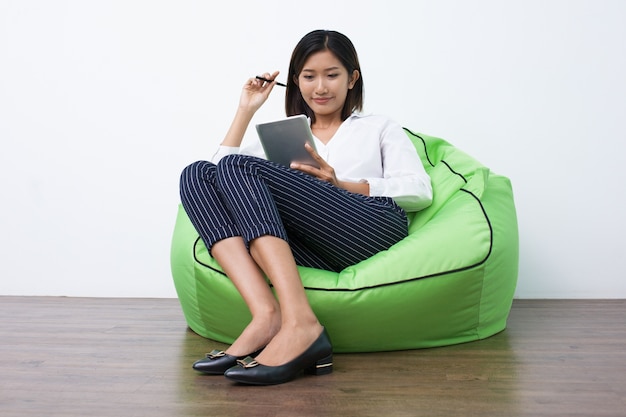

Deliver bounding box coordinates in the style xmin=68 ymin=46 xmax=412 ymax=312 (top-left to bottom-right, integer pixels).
xmin=211 ymin=72 xmax=280 ymax=162
xmin=366 ymin=122 xmax=433 ymax=212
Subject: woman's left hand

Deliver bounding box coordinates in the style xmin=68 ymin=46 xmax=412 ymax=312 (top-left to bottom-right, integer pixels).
xmin=290 ymin=143 xmax=340 ymax=186
xmin=291 ymin=143 xmax=370 ymax=195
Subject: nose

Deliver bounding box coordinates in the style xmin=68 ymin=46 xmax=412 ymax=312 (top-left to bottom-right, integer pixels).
xmin=315 ymin=79 xmax=328 ymax=95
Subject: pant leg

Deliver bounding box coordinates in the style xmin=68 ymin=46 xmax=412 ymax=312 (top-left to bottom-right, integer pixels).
xmin=179 ymin=158 xmax=337 ymax=270
xmin=216 ymin=154 xmax=408 ymax=272
xmin=179 ymin=160 xmax=242 ymax=253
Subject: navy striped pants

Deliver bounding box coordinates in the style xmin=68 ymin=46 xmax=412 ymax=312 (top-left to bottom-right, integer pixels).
xmin=179 ymin=154 xmax=408 ymax=272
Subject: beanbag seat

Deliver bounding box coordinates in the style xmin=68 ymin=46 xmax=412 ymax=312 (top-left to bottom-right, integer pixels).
xmin=170 ymin=129 xmax=519 ymax=353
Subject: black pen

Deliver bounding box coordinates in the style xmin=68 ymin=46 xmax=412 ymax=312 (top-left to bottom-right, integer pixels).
xmin=256 ymin=76 xmax=287 ymax=87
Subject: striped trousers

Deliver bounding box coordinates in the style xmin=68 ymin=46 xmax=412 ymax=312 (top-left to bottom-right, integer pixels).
xmin=179 ymin=154 xmax=408 ymax=272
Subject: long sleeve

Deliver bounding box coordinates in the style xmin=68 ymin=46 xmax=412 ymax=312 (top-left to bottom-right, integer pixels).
xmin=365 ymin=120 xmax=432 ymax=211
xmin=319 ymin=114 xmax=432 ymax=212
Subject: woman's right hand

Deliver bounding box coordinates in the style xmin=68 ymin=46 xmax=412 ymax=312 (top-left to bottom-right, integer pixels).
xmin=238 ymin=71 xmax=281 ymax=114
xmin=220 ymin=71 xmax=281 ymax=148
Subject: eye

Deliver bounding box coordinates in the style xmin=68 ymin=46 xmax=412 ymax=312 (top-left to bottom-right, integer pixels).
xmin=302 ymin=75 xmax=314 ymax=80
xmin=328 ymin=73 xmax=339 ymax=79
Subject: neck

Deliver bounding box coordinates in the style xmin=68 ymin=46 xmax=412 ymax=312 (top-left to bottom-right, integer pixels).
xmin=312 ymin=115 xmax=342 ymax=130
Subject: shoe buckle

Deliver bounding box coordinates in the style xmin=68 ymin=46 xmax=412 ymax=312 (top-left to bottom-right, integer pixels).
xmin=237 ymin=356 xmax=259 ymax=368
xmin=206 ymin=350 xmax=226 ymax=359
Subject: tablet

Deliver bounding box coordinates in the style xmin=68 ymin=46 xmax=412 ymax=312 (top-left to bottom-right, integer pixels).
xmin=255 ymin=115 xmax=320 ymax=169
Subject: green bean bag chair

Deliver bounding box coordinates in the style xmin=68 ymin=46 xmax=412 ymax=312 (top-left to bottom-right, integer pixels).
xmin=170 ymin=129 xmax=519 ymax=353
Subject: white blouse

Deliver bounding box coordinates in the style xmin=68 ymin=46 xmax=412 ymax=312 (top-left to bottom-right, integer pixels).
xmin=211 ymin=113 xmax=433 ymax=212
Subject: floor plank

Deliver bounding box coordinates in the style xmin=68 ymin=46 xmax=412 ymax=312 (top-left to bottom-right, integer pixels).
xmin=1 ymin=297 xmax=625 ymax=417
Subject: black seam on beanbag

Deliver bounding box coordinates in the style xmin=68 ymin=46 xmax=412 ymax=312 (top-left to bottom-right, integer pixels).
xmin=299 ymin=188 xmax=493 ymax=292
xmin=402 ymin=127 xmax=434 ymax=168
xmin=193 ymin=237 xmax=227 ymax=276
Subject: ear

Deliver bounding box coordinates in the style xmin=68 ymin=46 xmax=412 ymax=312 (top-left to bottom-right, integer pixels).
xmin=348 ymin=69 xmax=360 ymax=90
xmin=293 ymin=74 xmax=299 ymax=86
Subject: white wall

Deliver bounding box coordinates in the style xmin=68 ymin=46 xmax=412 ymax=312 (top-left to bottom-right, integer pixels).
xmin=1 ymin=0 xmax=624 ymax=298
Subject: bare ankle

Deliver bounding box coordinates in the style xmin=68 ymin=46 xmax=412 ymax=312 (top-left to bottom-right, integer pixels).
xmin=280 ymin=313 xmax=321 ymax=330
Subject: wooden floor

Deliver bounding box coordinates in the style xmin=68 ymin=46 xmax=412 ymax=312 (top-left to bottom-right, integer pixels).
xmin=1 ymin=298 xmax=625 ymax=417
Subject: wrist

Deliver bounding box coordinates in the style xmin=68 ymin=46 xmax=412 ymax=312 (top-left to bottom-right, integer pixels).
xmin=234 ymin=106 xmax=256 ymax=120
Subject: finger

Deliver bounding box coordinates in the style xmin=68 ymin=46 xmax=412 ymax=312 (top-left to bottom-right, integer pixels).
xmin=304 ymin=142 xmax=317 ymax=155
xmin=257 ymin=71 xmax=281 ymax=85
xmin=304 ymin=142 xmax=327 ymax=165
xmin=290 ymin=162 xmax=316 ymax=176
xmin=247 ymin=76 xmax=263 ymax=89
xmin=260 ymin=72 xmax=272 ymax=83
xmin=249 ymin=75 xmax=276 ymax=95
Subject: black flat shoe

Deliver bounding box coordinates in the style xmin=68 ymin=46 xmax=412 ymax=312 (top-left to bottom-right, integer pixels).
xmin=192 ymin=348 xmax=263 ymax=375
xmin=223 ymin=328 xmax=333 ymax=385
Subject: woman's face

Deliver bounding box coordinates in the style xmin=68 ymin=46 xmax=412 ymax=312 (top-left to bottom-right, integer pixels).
xmin=296 ymin=49 xmax=359 ymax=121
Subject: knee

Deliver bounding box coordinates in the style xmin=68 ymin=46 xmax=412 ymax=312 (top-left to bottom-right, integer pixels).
xmin=180 ymin=160 xmax=215 ymax=193
xmin=216 ymin=153 xmax=247 ymax=169
xmin=182 ymin=160 xmax=214 ymax=176
xmin=215 ymin=154 xmax=260 ymax=180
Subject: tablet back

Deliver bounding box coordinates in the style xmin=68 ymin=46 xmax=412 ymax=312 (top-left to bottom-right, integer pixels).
xmin=255 ymin=115 xmax=319 ymax=168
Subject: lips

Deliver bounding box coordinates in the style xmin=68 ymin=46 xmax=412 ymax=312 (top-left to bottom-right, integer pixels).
xmin=313 ymin=97 xmax=331 ymax=105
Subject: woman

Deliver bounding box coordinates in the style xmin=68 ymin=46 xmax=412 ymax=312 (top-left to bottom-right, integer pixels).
xmin=179 ymin=29 xmax=432 ymax=385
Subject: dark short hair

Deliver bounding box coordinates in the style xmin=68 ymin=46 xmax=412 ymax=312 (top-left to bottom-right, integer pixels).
xmin=285 ymin=30 xmax=364 ymax=123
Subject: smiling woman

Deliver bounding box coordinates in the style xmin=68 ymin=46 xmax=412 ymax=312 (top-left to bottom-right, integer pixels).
xmin=175 ymin=29 xmax=434 ymax=385
xmin=286 ymin=31 xmax=363 ymax=131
